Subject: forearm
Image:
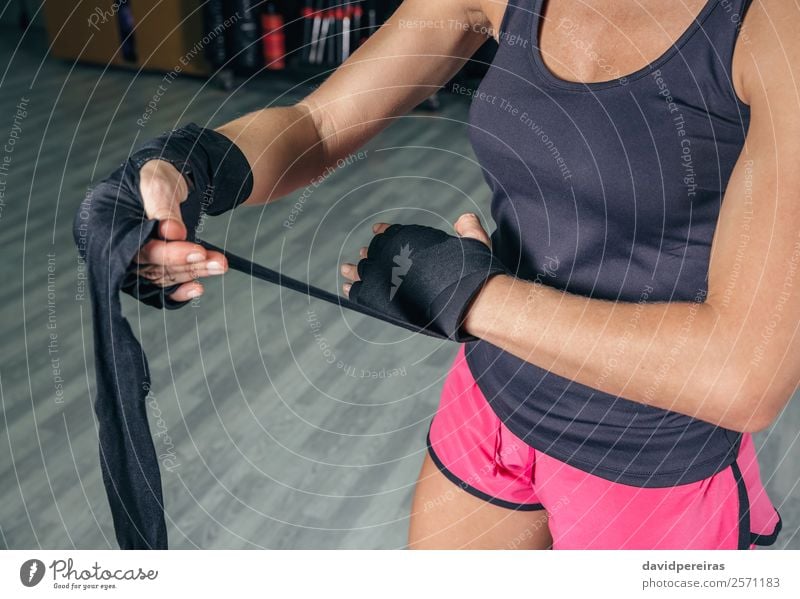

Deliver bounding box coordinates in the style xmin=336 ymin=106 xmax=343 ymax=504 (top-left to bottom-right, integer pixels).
xmin=215 ymin=104 xmax=330 ymax=206
xmin=463 ymin=274 xmax=757 ymax=431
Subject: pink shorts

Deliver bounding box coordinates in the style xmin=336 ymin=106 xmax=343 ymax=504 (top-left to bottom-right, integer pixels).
xmin=427 ymin=346 xmax=782 ymax=549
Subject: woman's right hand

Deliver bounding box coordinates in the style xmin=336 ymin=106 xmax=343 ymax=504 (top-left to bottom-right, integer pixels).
xmin=134 ymin=159 xmax=228 ymax=301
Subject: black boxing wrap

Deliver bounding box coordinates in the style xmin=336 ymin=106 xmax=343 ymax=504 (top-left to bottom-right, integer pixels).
xmin=349 ymin=224 xmax=508 ymax=342
xmin=73 ymin=124 xmax=253 ymax=549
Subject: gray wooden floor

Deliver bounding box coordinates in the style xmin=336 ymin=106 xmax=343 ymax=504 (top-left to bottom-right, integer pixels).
xmin=1 ymin=25 xmax=797 ymax=550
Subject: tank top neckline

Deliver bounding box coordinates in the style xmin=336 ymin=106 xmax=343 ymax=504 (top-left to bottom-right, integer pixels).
xmin=525 ymin=0 xmax=720 ymax=92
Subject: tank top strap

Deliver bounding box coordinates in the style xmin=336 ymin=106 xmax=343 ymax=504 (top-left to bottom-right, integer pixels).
xmin=672 ymin=0 xmax=755 ymax=111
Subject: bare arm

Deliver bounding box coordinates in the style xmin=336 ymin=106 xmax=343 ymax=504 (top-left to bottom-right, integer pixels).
xmin=462 ymin=0 xmax=800 ymax=433
xmin=137 ymin=0 xmax=497 ymax=300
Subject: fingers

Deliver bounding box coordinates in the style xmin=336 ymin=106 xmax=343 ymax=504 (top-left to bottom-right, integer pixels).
xmin=168 ymin=281 xmax=204 ymax=302
xmin=341 ymin=223 xmax=389 ymax=297
xmin=138 ymin=256 xmax=227 ymax=285
xmin=454 ymin=213 xmax=492 ymax=247
xmin=340 ymin=262 xmax=359 ymax=282
xmin=136 ymin=239 xmax=208 ymax=266
xmin=341 ymin=253 xmax=364 ymax=296
xmin=137 ymin=250 xmax=227 ymax=302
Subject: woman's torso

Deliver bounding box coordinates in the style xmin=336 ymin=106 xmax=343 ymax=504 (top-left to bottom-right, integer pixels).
xmin=465 ymin=0 xmax=753 ymax=486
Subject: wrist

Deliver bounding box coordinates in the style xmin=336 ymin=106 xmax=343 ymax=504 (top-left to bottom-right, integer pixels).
xmin=132 ymin=124 xmax=254 ymax=216
xmin=462 ymin=273 xmax=514 ymax=339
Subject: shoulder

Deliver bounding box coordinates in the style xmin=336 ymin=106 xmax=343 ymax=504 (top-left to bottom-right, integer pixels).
xmin=734 ymin=0 xmax=800 ymax=108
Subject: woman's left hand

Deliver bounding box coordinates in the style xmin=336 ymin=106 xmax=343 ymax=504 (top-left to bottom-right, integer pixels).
xmin=340 ymin=213 xmax=492 ymax=297
xmin=338 ymin=214 xmax=502 ymax=341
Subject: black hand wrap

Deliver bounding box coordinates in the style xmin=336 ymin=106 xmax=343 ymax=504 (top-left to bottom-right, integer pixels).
xmin=349 ymin=224 xmax=508 ymax=342
xmin=73 ymin=123 xmax=252 ymax=548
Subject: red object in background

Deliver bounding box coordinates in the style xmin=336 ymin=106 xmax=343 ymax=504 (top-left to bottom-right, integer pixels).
xmin=353 ymin=5 xmax=364 ymax=47
xmin=262 ymin=6 xmax=286 ymax=70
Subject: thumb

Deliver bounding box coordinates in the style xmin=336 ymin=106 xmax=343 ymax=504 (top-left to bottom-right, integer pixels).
xmin=155 ymin=216 xmax=187 ymax=241
xmin=454 ymin=213 xmax=491 ymax=247
xmin=139 ymin=159 xmax=189 ymax=241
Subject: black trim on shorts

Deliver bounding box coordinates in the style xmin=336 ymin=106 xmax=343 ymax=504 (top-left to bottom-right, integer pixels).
xmin=426 ymin=431 xmax=545 ymax=512
xmin=730 ymin=461 xmax=784 ymax=549
xmin=750 ymin=513 xmax=783 ymax=547
xmin=731 ymin=461 xmax=751 ymax=550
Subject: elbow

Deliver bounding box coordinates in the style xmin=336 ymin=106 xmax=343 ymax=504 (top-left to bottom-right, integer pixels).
xmin=709 ymin=374 xmax=784 ymax=433
xmin=734 ymin=408 xmax=778 ymax=434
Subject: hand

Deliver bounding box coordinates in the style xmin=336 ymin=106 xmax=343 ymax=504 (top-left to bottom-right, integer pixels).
xmin=340 ymin=213 xmax=492 ymax=297
xmin=339 ymin=214 xmax=502 ymax=341
xmin=133 ymin=159 xmax=228 ymax=301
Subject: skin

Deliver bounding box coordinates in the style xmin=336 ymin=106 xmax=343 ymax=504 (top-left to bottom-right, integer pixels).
xmin=130 ymin=0 xmax=800 ymax=548
xmin=407 ymin=450 xmax=552 ymax=549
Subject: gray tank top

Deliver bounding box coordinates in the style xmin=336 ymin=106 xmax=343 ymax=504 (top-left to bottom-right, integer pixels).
xmin=465 ymin=0 xmax=753 ymax=486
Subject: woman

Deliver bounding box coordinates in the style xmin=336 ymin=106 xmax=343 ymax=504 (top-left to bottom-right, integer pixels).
xmin=132 ymin=0 xmax=794 ymax=549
